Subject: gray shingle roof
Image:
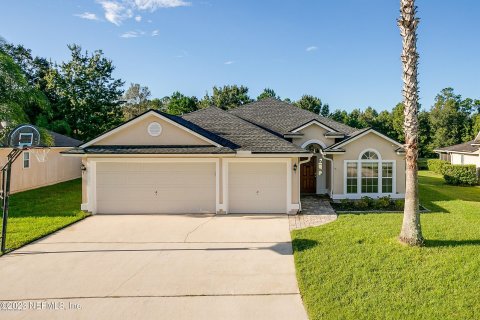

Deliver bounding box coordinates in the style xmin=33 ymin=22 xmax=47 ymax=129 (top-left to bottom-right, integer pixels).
xmin=435 ymin=140 xmax=480 ymax=153
xmin=229 ymin=98 xmax=358 ymax=135
xmin=152 ymin=110 xmax=234 ymax=148
xmin=63 ymin=145 xmax=234 ymax=155
xmin=182 ymin=107 xmax=309 ymax=154
xmin=48 ymin=131 xmax=83 ymax=147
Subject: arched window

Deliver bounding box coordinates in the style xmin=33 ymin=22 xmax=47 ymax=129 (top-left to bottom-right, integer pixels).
xmin=361 ymin=150 xmax=379 ymax=160
xmin=306 ymin=143 xmax=322 ymax=154
xmin=345 ymin=149 xmax=395 ymax=195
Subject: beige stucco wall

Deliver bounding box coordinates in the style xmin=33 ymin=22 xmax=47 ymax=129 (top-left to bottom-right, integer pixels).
xmin=292 ymin=157 xmax=299 ymax=204
xmin=331 ymin=132 xmax=406 ymax=197
xmin=292 ymin=124 xmax=336 ymax=148
xmin=95 ymin=114 xmax=212 ymax=146
xmin=82 ymin=158 xmax=87 ymax=204
xmin=451 ymin=153 xmax=480 ymax=167
xmin=0 ymin=148 xmax=82 ymax=194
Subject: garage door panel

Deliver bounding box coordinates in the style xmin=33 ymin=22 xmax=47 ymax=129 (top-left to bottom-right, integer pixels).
xmin=96 ymin=162 xmax=216 ymax=214
xmin=228 ymin=162 xmax=287 ymax=214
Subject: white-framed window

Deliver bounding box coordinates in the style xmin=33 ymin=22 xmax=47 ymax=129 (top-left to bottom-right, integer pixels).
xmin=344 ymin=149 xmax=396 ymax=196
xmin=23 ymin=151 xmax=30 ymax=169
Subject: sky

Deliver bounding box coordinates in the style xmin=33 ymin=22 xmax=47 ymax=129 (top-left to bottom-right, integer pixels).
xmin=0 ymin=0 xmax=479 ymax=112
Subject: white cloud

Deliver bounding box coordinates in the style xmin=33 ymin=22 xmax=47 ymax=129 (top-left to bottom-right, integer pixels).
xmin=306 ymin=46 xmax=318 ymax=52
xmin=224 ymin=61 xmax=234 ymax=65
xmin=120 ymin=31 xmax=140 ymax=38
xmin=133 ymin=0 xmax=191 ymax=10
xmin=96 ymin=0 xmax=190 ymax=25
xmin=98 ymin=0 xmax=131 ymax=25
xmin=151 ymin=29 xmax=160 ymax=36
xmin=74 ymin=12 xmax=99 ymax=20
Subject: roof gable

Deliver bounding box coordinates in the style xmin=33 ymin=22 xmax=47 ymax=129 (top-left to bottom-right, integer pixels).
xmin=325 ymin=128 xmax=404 ymax=151
xmin=80 ymin=110 xmax=225 ymax=148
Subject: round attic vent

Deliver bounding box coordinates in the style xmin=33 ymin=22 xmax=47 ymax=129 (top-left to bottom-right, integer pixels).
xmin=147 ymin=122 xmax=162 ymax=137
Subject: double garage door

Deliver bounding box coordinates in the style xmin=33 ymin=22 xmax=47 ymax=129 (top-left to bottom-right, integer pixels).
xmin=95 ymin=161 xmax=287 ymax=214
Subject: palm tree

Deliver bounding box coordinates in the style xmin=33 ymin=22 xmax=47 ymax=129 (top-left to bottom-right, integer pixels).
xmin=398 ymin=0 xmax=424 ymax=246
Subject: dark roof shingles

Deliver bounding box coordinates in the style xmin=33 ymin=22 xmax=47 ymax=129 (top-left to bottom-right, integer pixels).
xmin=435 ymin=140 xmax=480 ymax=153
xmin=229 ymin=98 xmax=358 ymax=135
xmin=182 ymin=107 xmax=308 ymax=154
xmin=63 ymin=145 xmax=234 ymax=155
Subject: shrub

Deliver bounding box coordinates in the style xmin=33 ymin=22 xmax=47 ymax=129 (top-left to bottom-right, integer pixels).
xmin=361 ymin=196 xmax=375 ymax=208
xmin=442 ymin=164 xmax=478 ymax=186
xmin=340 ymin=199 xmax=354 ymax=210
xmin=427 ymin=159 xmax=449 ymax=174
xmin=394 ymin=199 xmax=404 ymax=211
xmin=354 ymin=199 xmax=369 ymax=210
xmin=375 ymin=196 xmax=392 ymax=209
xmin=418 ymin=158 xmax=429 ymax=171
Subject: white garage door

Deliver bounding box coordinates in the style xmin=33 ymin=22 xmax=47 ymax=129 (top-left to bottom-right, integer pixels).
xmin=96 ymin=162 xmax=216 ymax=214
xmin=228 ymin=162 xmax=287 ymax=214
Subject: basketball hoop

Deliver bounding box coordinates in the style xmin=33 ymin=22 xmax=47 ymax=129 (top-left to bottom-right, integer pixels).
xmin=31 ymin=147 xmax=50 ymax=163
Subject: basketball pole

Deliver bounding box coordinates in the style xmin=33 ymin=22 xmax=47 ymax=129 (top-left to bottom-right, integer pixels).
xmin=1 ymin=148 xmax=23 ymax=253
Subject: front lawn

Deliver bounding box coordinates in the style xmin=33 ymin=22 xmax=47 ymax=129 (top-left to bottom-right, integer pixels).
xmin=1 ymin=179 xmax=87 ymax=253
xmin=292 ymin=171 xmax=480 ymax=320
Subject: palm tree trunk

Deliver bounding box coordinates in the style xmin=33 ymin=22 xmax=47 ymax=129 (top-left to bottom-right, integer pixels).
xmin=398 ymin=0 xmax=424 ymax=246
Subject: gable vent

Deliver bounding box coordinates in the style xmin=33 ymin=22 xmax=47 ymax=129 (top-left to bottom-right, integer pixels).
xmin=147 ymin=122 xmax=162 ymax=137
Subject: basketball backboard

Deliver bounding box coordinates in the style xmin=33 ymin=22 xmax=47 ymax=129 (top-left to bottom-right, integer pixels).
xmin=7 ymin=124 xmax=41 ymax=148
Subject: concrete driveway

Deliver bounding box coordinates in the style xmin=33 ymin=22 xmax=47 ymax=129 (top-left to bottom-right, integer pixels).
xmin=0 ymin=214 xmax=307 ymax=320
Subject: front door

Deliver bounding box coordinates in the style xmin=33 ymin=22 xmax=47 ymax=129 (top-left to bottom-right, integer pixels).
xmin=301 ymin=156 xmax=316 ymax=194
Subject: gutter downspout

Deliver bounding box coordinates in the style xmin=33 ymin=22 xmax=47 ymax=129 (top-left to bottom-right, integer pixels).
xmin=298 ymin=156 xmax=313 ymax=212
xmin=320 ymin=150 xmax=334 ymax=199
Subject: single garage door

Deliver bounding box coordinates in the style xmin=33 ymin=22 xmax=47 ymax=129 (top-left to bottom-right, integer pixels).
xmin=228 ymin=162 xmax=287 ymax=214
xmin=96 ymin=162 xmax=216 ymax=214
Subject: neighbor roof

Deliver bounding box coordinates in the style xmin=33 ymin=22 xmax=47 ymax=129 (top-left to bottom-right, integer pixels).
xmin=182 ymin=106 xmax=309 ymax=154
xmin=434 ymin=140 xmax=480 ymax=154
xmin=48 ymin=131 xmax=83 ymax=147
xmin=229 ymin=97 xmax=358 ymax=136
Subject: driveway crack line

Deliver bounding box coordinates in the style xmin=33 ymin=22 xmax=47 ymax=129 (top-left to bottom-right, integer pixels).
xmin=183 ymin=216 xmax=215 ymax=243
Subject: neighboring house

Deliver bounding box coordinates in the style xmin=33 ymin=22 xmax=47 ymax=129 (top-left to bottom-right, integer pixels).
xmin=63 ymin=98 xmax=406 ymax=215
xmin=0 ymin=131 xmax=83 ymax=193
xmin=434 ymin=131 xmax=480 ymax=168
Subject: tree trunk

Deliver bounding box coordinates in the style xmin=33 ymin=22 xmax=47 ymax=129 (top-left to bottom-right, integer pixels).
xmin=398 ymin=0 xmax=424 ymax=246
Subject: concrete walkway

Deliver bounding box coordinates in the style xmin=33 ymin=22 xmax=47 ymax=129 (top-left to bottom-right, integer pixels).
xmin=0 ymin=215 xmax=307 ymax=320
xmin=289 ymin=195 xmax=338 ymax=230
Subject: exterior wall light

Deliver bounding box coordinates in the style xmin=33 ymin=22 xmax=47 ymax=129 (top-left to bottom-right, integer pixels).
xmin=293 ymin=163 xmax=298 ymax=172
xmin=81 ymin=163 xmax=87 ymax=172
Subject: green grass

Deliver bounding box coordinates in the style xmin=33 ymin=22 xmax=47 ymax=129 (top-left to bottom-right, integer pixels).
xmin=1 ymin=179 xmax=87 ymax=253
xmin=292 ymin=171 xmax=480 ymax=320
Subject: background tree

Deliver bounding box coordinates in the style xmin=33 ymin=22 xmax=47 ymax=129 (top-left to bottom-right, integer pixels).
xmin=257 ymin=88 xmax=279 ymax=100
xmin=163 ymin=91 xmax=198 ymax=115
xmin=429 ymin=88 xmax=475 ymax=150
xmin=295 ymin=95 xmax=323 ymax=114
xmin=201 ymin=85 xmax=252 ymax=110
xmin=0 ymin=41 xmax=53 ymax=126
xmin=46 ymin=44 xmax=124 ymax=140
xmin=398 ymin=0 xmax=423 ymax=246
xmin=122 ymin=83 xmax=152 ymax=120
xmin=0 ymin=51 xmax=29 ymax=137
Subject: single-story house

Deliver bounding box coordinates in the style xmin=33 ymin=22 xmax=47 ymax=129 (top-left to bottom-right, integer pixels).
xmin=62 ymin=98 xmax=406 ymax=215
xmin=434 ymin=131 xmax=480 ymax=168
xmin=0 ymin=131 xmax=83 ymax=193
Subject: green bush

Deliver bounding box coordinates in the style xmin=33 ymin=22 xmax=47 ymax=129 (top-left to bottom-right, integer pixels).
xmin=354 ymin=199 xmax=369 ymax=210
xmin=375 ymin=196 xmax=392 ymax=209
xmin=361 ymin=196 xmax=375 ymax=208
xmin=340 ymin=199 xmax=354 ymax=210
xmin=427 ymin=159 xmax=449 ymax=174
xmin=442 ymin=164 xmax=478 ymax=186
xmin=394 ymin=199 xmax=404 ymax=211
xmin=418 ymin=158 xmax=429 ymax=171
